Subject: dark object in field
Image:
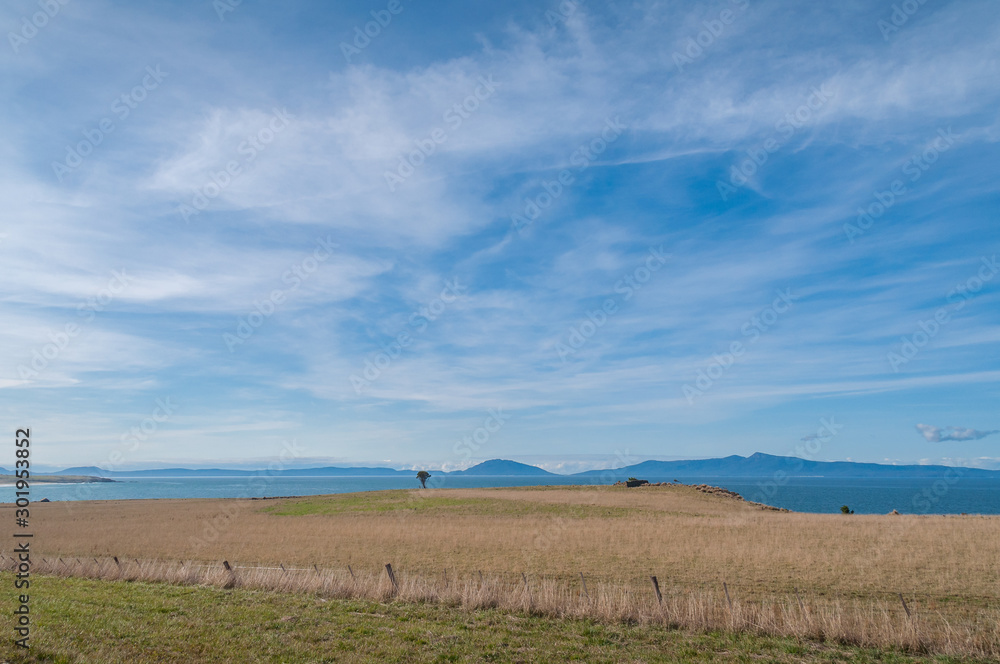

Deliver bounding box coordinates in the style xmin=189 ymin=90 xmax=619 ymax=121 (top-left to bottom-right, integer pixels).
xmin=222 ymin=560 xmax=237 ymax=589
xmin=650 ymin=576 xmax=662 ymax=604
xmin=626 ymin=478 xmax=649 ymax=487
xmin=840 ymin=505 xmax=855 ymax=514
xmin=385 ymin=563 xmax=398 ymax=593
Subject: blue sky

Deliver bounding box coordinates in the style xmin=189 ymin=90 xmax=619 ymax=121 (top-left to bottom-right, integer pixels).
xmin=2 ymin=0 xmax=998 ymax=472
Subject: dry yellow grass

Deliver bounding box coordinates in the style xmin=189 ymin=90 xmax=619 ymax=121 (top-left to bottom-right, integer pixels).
xmin=6 ymin=484 xmax=999 ymax=657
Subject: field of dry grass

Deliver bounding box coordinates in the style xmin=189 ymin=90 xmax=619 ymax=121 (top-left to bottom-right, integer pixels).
xmin=0 ymin=573 xmax=954 ymax=664
xmin=5 ymin=484 xmax=999 ymax=657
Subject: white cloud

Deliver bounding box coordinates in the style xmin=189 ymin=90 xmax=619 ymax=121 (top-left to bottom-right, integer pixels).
xmin=916 ymin=424 xmax=1000 ymax=443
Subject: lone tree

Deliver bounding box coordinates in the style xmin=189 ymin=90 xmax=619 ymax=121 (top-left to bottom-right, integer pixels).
xmin=416 ymin=470 xmax=431 ymax=489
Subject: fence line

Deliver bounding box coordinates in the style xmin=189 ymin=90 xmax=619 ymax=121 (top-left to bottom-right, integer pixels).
xmin=1 ymin=552 xmax=998 ymax=658
xmin=1 ymin=552 xmax=998 ymax=604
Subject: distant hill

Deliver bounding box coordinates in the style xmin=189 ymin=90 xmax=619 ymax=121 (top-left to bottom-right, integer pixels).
xmin=571 ymin=452 xmax=1000 ymax=479
xmin=35 ymin=454 xmax=1000 ymax=480
xmin=45 ymin=461 xmax=555 ymax=478
xmin=448 ymin=459 xmax=557 ymax=476
xmin=50 ymin=466 xmax=410 ymax=478
xmin=54 ymin=466 xmax=122 ymax=477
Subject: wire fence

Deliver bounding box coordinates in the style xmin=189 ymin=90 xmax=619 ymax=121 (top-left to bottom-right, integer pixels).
xmin=7 ymin=553 xmax=1000 ymax=605
xmin=2 ymin=552 xmax=998 ymax=658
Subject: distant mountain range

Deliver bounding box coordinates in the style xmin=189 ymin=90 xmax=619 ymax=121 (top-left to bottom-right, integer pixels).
xmin=4 ymin=453 xmax=997 ymax=479
xmin=572 ymin=452 xmax=999 ymax=479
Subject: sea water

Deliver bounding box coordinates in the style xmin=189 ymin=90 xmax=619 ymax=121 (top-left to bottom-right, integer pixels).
xmin=4 ymin=475 xmax=999 ymax=514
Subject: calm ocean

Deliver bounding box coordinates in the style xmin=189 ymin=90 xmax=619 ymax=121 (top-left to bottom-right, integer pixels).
xmin=0 ymin=475 xmax=1000 ymax=514
xmin=5 ymin=475 xmax=999 ymax=515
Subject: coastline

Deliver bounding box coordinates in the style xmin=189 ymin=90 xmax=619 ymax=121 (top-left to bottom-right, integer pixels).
xmin=0 ymin=474 xmax=117 ymax=486
xmin=1 ymin=477 xmax=998 ymax=514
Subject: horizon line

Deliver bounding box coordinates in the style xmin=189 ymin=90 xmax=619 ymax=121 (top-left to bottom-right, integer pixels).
xmin=13 ymin=453 xmax=1000 ymax=475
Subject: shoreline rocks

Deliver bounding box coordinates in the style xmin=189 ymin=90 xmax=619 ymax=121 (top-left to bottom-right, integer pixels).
xmin=612 ymin=480 xmax=790 ymax=512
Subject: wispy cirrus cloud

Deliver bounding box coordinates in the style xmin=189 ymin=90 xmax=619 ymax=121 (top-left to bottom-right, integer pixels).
xmin=1 ymin=0 xmax=999 ymax=468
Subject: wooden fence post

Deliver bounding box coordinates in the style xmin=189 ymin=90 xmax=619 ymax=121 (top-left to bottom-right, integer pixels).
xmin=522 ymin=572 xmax=532 ymax=603
xmin=222 ymin=560 xmax=236 ymax=589
xmin=650 ymin=576 xmax=662 ymax=605
xmin=385 ymin=563 xmax=399 ymax=593
xmin=723 ymin=582 xmax=733 ymax=610
xmin=580 ymin=572 xmax=590 ymax=599
xmin=113 ymin=556 xmax=120 ymax=567
xmin=898 ymin=593 xmax=911 ymax=617
xmin=347 ymin=564 xmax=356 ymax=579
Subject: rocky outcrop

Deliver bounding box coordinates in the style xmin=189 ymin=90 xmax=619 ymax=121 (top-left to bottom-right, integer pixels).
xmin=612 ymin=480 xmax=790 ymax=511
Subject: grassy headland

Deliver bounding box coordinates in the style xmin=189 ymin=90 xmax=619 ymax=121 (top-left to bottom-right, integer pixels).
xmin=2 ymin=484 xmax=997 ymax=659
